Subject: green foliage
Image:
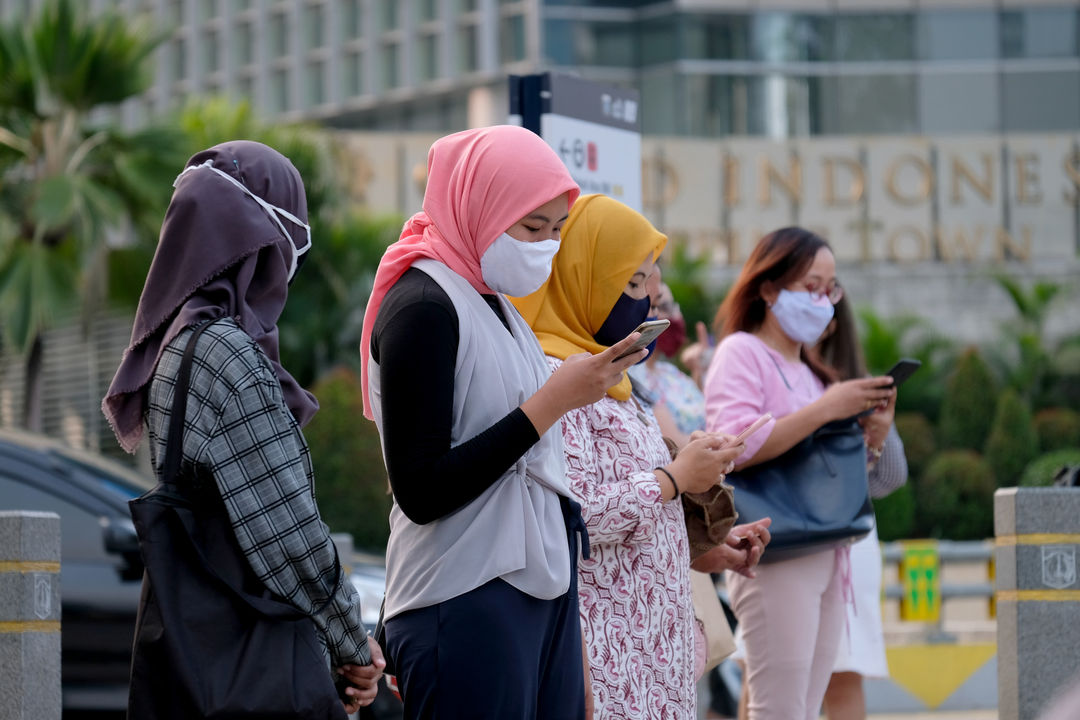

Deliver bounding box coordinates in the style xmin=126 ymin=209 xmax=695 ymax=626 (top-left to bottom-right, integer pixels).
xmin=279 ymin=211 xmax=401 ymax=387
xmin=857 ymin=308 xmax=955 ymax=422
xmin=1020 ymin=449 xmax=1080 ymax=487
xmin=915 ymin=450 xmax=996 ymax=540
xmin=305 ymin=367 xmax=391 ymax=551
xmin=1033 ymin=408 xmax=1080 ymax=453
xmin=938 ymin=348 xmax=997 ymax=451
xmin=662 ymin=241 xmax=726 ymax=331
xmin=984 ymin=388 xmax=1039 ymax=487
xmin=872 ymin=483 xmax=915 ymax=541
xmin=893 ymin=412 xmax=936 ymax=480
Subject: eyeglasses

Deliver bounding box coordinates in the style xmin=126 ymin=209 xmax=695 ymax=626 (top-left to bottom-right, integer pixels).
xmin=802 ymin=280 xmax=844 ymax=305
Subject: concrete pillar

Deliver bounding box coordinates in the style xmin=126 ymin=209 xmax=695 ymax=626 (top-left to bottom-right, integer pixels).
xmin=0 ymin=511 xmax=61 ymax=720
xmin=995 ymin=488 xmax=1080 ymax=720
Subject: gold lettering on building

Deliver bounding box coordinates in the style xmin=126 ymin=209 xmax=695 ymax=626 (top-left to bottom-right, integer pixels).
xmin=995 ymin=226 xmax=1032 ymax=262
xmin=823 ymin=157 xmax=865 ymax=208
xmin=758 ymin=155 xmax=802 ymax=208
xmin=723 ymin=154 xmax=741 ymax=208
xmin=887 ymin=225 xmax=931 ymax=263
xmin=1014 ymin=155 xmax=1043 ymax=205
xmin=950 ymin=155 xmax=994 ymax=205
xmin=1064 ymin=151 xmax=1080 ymax=204
xmin=935 ymin=225 xmax=986 ymax=262
xmin=885 ymin=155 xmax=933 ymax=206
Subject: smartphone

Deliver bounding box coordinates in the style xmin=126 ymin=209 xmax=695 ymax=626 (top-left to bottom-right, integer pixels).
xmin=885 ymin=358 xmax=922 ymax=389
xmin=614 ymin=319 xmax=671 ymax=360
xmin=727 ymin=413 xmax=773 ymax=445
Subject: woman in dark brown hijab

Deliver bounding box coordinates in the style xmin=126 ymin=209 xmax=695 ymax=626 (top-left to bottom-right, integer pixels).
xmin=104 ymin=141 xmax=384 ymax=717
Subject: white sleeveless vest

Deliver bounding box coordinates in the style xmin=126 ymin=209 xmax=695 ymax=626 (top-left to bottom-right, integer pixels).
xmin=369 ymin=259 xmax=574 ymax=620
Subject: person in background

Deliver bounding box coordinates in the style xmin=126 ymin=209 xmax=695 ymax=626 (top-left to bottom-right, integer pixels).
xmin=816 ymin=295 xmax=908 ymax=720
xmin=361 ymin=126 xmax=645 ymax=719
xmin=103 ymin=141 xmax=384 ymax=715
xmin=513 ymin=195 xmax=769 ymax=719
xmin=703 ymin=227 xmax=895 ymax=720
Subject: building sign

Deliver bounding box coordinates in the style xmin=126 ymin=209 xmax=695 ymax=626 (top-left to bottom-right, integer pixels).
xmin=510 ymin=73 xmax=642 ymax=211
xmin=900 ymin=541 xmax=941 ymax=623
xmin=641 ymin=134 xmax=1080 ymax=265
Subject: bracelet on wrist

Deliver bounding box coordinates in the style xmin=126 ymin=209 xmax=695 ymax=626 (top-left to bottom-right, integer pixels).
xmin=655 ymin=466 xmax=680 ymax=500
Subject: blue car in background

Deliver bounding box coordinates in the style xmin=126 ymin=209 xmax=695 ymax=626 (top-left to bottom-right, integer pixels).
xmin=0 ymin=430 xmax=401 ymax=719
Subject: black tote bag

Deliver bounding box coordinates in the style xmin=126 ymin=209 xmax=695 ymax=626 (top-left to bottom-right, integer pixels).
xmin=127 ymin=320 xmax=346 ymax=720
xmin=725 ymin=417 xmax=874 ymax=564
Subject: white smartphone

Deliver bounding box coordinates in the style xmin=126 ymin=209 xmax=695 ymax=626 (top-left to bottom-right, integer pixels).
xmin=613 ymin=319 xmax=671 ymax=361
xmin=729 ymin=413 xmax=773 ymax=445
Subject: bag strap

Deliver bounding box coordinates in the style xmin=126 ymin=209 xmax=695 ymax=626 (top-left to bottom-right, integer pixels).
xmin=162 ymin=319 xmax=219 ymax=484
xmin=764 ymin=352 xmax=794 ymax=392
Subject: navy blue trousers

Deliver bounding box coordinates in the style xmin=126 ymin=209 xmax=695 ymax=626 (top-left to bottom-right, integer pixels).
xmin=385 ymin=498 xmax=589 ymax=720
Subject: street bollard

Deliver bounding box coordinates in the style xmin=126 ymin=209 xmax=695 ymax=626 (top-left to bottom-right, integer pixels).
xmin=995 ymin=487 xmax=1080 ymax=720
xmin=0 ymin=511 xmax=62 ymax=720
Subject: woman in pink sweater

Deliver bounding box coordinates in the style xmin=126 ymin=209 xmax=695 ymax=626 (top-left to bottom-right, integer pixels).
xmin=703 ymin=228 xmax=895 ymax=720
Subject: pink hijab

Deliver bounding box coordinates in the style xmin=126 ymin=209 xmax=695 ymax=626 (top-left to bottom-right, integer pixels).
xmin=360 ymin=125 xmax=579 ymax=419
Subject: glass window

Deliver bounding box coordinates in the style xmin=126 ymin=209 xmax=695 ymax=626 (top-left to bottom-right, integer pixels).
xmin=201 ymin=0 xmax=218 ymax=22
xmin=752 ymin=13 xmax=832 ymax=62
xmin=834 ymin=14 xmax=915 ymax=61
xmin=459 ymin=23 xmax=479 ymax=72
xmin=640 ymin=71 xmax=680 ymax=135
xmin=683 ymin=14 xmax=751 ymax=61
xmin=168 ymin=0 xmax=183 ymax=26
xmin=919 ymin=71 xmax=999 ymax=133
xmin=920 ymin=10 xmax=998 ymax=61
xmin=544 ymin=19 xmax=574 ymax=66
xmin=204 ymin=29 xmax=220 ymax=73
xmin=827 ymin=73 xmax=917 ymax=134
xmin=343 ymin=50 xmax=363 ymax=97
xmin=380 ymin=0 xmax=399 ymax=31
xmin=1003 ymin=70 xmax=1080 ymax=132
xmin=638 ymin=16 xmax=677 ymax=65
xmin=233 ymin=0 xmax=252 ymax=11
xmin=419 ymin=0 xmax=438 ymax=22
xmin=1001 ymin=9 xmax=1078 ymax=59
xmin=235 ymin=21 xmax=255 ymax=66
xmin=270 ymin=12 xmax=289 ymax=57
xmin=381 ymin=43 xmax=399 ymax=89
xmin=271 ymin=68 xmax=290 ymax=112
xmin=306 ymin=60 xmax=326 ymax=107
xmin=341 ymin=0 xmax=362 ymax=41
xmin=171 ymin=37 xmax=187 ymax=83
xmin=500 ymin=14 xmax=526 ymax=64
xmin=236 ymin=74 xmax=255 ymax=102
xmin=419 ymin=34 xmax=439 ymax=82
xmin=459 ymin=0 xmax=478 ymax=11
xmin=306 ymin=4 xmax=325 ymax=50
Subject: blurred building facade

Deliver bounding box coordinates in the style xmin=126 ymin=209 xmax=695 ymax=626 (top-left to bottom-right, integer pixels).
xmin=2 ymin=0 xmax=1075 ymax=138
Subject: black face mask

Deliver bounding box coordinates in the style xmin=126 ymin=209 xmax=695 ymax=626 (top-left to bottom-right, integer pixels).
xmin=594 ymin=292 xmax=652 ymax=348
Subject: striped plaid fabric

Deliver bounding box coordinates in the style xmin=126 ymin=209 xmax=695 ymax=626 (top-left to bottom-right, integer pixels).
xmin=868 ymin=424 xmax=908 ymax=499
xmin=145 ymin=318 xmax=371 ymax=668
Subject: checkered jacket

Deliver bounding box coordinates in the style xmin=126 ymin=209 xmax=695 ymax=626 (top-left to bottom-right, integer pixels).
xmin=145 ymin=317 xmax=371 ymax=668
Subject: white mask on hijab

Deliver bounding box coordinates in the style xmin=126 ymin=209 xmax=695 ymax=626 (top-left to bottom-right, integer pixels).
xmin=480 ymin=232 xmax=560 ymax=297
xmin=174 ymin=159 xmax=312 ymax=283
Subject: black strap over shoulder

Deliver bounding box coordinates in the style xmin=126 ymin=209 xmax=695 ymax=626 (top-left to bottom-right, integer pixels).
xmin=162 ymin=319 xmax=219 ymax=484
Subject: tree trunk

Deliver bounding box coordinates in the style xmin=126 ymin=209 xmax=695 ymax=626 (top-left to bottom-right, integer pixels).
xmin=22 ymin=333 xmax=44 ymax=432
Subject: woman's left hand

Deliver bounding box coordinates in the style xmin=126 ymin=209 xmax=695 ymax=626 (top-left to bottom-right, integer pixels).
xmin=858 ymin=388 xmax=897 ymax=451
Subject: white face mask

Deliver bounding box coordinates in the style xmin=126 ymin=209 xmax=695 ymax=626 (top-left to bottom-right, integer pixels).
xmin=770 ymin=288 xmax=835 ymax=345
xmin=174 ymin=159 xmax=312 ymax=283
xmin=480 ymin=232 xmax=560 ymax=297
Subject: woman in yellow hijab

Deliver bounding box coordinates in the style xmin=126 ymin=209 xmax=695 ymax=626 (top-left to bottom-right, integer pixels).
xmin=512 ymin=195 xmax=752 ymax=719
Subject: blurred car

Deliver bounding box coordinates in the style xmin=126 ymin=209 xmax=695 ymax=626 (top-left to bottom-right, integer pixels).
xmin=0 ymin=429 xmax=399 ymax=718
xmin=0 ymin=429 xmax=150 ymax=712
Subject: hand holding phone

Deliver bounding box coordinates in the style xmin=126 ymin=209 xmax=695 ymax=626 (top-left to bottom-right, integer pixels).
xmin=720 ymin=413 xmax=773 ymax=447
xmin=613 ymin=319 xmax=670 ymax=361
xmin=885 ymin=358 xmax=921 ymax=388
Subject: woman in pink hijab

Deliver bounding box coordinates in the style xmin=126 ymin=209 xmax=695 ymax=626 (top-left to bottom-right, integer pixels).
xmin=360 ymin=125 xmax=647 ymax=719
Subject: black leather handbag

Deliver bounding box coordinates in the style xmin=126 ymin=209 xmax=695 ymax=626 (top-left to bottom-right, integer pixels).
xmin=127 ymin=319 xmax=346 ymax=720
xmin=726 ymin=417 xmax=874 ymax=564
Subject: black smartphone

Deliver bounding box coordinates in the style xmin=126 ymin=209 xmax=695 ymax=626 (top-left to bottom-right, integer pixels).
xmin=885 ymin=358 xmax=922 ymax=388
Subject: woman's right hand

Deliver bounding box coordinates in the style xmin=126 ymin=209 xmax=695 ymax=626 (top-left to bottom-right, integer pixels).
xmin=521 ymin=333 xmax=648 ymax=435
xmin=816 ymin=377 xmax=895 ymax=422
xmin=662 ymin=433 xmax=745 ymax=497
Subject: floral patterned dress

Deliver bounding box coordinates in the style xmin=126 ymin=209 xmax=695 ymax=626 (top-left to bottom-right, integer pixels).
xmin=550 ymin=357 xmax=696 ymax=720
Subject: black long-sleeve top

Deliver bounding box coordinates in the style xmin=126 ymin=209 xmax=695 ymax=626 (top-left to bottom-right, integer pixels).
xmin=370 ymin=268 xmax=541 ymax=525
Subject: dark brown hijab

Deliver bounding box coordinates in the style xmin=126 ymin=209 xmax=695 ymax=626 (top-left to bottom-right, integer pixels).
xmin=103 ymin=141 xmax=318 ymax=453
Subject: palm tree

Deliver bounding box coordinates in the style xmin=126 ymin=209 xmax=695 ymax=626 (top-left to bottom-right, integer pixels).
xmin=0 ymin=0 xmax=183 ymax=430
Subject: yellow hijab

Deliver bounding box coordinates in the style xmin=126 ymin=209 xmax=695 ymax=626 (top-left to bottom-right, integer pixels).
xmin=511 ymin=194 xmax=667 ymax=401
